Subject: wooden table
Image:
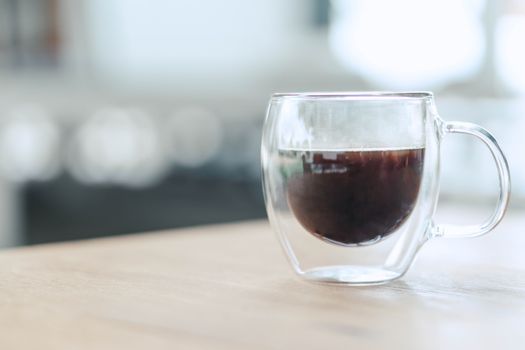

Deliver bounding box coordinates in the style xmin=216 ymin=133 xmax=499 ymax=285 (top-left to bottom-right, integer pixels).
xmin=0 ymin=205 xmax=524 ymax=349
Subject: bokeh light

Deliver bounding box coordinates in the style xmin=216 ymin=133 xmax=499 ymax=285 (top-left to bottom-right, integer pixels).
xmin=496 ymin=14 xmax=525 ymax=94
xmin=329 ymin=0 xmax=485 ymax=89
xmin=68 ymin=108 xmax=167 ymax=187
xmin=0 ymin=106 xmax=61 ymax=182
xmin=165 ymin=107 xmax=223 ymax=168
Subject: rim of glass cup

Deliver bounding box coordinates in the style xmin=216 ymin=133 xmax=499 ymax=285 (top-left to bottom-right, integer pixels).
xmin=271 ymin=91 xmax=434 ymax=101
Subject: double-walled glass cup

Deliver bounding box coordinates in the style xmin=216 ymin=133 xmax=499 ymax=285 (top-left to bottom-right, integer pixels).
xmin=261 ymin=92 xmax=510 ymax=285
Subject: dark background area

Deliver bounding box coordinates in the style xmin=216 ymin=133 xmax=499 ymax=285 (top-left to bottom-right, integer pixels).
xmin=24 ymin=172 xmax=265 ymax=244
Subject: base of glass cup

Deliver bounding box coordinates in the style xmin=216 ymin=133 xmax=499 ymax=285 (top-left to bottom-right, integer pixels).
xmin=299 ymin=265 xmax=402 ymax=285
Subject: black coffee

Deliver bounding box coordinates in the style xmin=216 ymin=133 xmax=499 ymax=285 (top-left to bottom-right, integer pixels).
xmin=283 ymin=148 xmax=424 ymax=246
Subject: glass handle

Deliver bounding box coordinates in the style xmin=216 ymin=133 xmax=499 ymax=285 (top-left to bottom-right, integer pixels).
xmin=433 ymin=121 xmax=511 ymax=238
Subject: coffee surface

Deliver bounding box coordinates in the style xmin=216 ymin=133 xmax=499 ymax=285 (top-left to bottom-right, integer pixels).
xmin=283 ymin=148 xmax=424 ymax=246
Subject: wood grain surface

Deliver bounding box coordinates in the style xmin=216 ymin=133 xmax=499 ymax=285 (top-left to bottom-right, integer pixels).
xmin=0 ymin=205 xmax=524 ymax=349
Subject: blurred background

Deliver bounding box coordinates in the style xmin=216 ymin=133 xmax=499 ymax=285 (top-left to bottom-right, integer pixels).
xmin=0 ymin=0 xmax=523 ymax=247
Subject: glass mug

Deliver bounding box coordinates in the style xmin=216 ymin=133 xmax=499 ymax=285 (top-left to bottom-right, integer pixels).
xmin=261 ymin=92 xmax=510 ymax=285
